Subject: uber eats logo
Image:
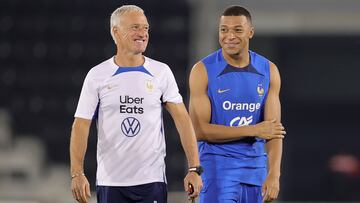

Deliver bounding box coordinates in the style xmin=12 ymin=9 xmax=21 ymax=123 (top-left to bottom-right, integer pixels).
xmin=120 ymin=95 xmax=144 ymax=114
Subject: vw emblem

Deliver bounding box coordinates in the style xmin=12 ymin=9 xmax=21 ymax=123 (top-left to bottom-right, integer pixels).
xmin=121 ymin=117 xmax=141 ymax=137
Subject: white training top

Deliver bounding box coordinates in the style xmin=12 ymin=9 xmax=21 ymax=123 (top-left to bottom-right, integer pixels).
xmin=75 ymin=56 xmax=183 ymax=186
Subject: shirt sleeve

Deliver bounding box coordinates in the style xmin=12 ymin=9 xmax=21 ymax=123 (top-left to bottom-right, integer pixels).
xmin=74 ymin=70 xmax=99 ymax=119
xmin=161 ymin=65 xmax=183 ymax=104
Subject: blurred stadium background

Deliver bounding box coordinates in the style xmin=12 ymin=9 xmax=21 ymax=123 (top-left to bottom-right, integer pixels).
xmin=1 ymin=0 xmax=360 ymax=202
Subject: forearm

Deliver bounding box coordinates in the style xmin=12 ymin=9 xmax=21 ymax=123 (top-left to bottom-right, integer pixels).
xmin=70 ymin=119 xmax=90 ymax=174
xmin=196 ymin=123 xmax=257 ymax=143
xmin=266 ymin=138 xmax=283 ymax=177
xmin=174 ymin=114 xmax=200 ymax=167
xmin=188 ymin=62 xmax=258 ymax=143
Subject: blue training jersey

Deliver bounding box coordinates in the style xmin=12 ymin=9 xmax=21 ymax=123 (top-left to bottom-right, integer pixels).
xmin=199 ymin=49 xmax=270 ymax=186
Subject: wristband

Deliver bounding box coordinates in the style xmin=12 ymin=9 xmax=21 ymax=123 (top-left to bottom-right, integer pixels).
xmin=71 ymin=172 xmax=85 ymax=179
xmin=188 ymin=166 xmax=204 ymax=176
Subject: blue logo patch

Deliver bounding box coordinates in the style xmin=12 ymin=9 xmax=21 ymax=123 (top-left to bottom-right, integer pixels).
xmin=121 ymin=117 xmax=141 ymax=137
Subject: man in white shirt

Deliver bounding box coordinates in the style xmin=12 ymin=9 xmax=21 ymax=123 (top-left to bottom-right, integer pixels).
xmin=70 ymin=5 xmax=202 ymax=203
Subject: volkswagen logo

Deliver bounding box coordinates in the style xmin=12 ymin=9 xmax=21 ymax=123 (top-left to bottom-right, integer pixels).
xmin=121 ymin=117 xmax=141 ymax=137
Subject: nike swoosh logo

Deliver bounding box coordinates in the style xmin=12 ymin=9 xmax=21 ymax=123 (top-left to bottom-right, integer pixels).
xmin=218 ymin=89 xmax=230 ymax=93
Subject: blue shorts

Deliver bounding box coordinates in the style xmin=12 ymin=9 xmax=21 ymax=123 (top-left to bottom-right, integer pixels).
xmin=96 ymin=182 xmax=167 ymax=203
xmin=199 ymin=180 xmax=262 ymax=203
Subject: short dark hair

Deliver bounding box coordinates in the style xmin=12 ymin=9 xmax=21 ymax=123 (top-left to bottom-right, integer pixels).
xmin=222 ymin=6 xmax=252 ymax=23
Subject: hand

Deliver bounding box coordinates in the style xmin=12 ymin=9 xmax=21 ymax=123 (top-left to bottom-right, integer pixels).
xmin=71 ymin=175 xmax=91 ymax=203
xmin=255 ymin=119 xmax=286 ymax=140
xmin=184 ymin=172 xmax=203 ymax=199
xmin=262 ymin=174 xmax=280 ymax=202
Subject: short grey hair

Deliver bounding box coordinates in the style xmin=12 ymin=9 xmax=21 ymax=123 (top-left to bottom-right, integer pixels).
xmin=110 ymin=5 xmax=144 ymax=43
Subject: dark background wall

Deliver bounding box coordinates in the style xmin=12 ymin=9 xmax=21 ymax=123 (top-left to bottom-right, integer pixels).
xmin=1 ymin=0 xmax=360 ymax=201
xmin=251 ymin=36 xmax=360 ymax=201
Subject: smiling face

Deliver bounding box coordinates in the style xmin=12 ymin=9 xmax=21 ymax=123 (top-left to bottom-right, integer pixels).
xmin=219 ymin=15 xmax=254 ymax=56
xmin=113 ymin=11 xmax=149 ymax=55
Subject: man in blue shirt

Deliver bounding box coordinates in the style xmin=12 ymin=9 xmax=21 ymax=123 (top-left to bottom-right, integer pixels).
xmin=189 ymin=5 xmax=286 ymax=203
